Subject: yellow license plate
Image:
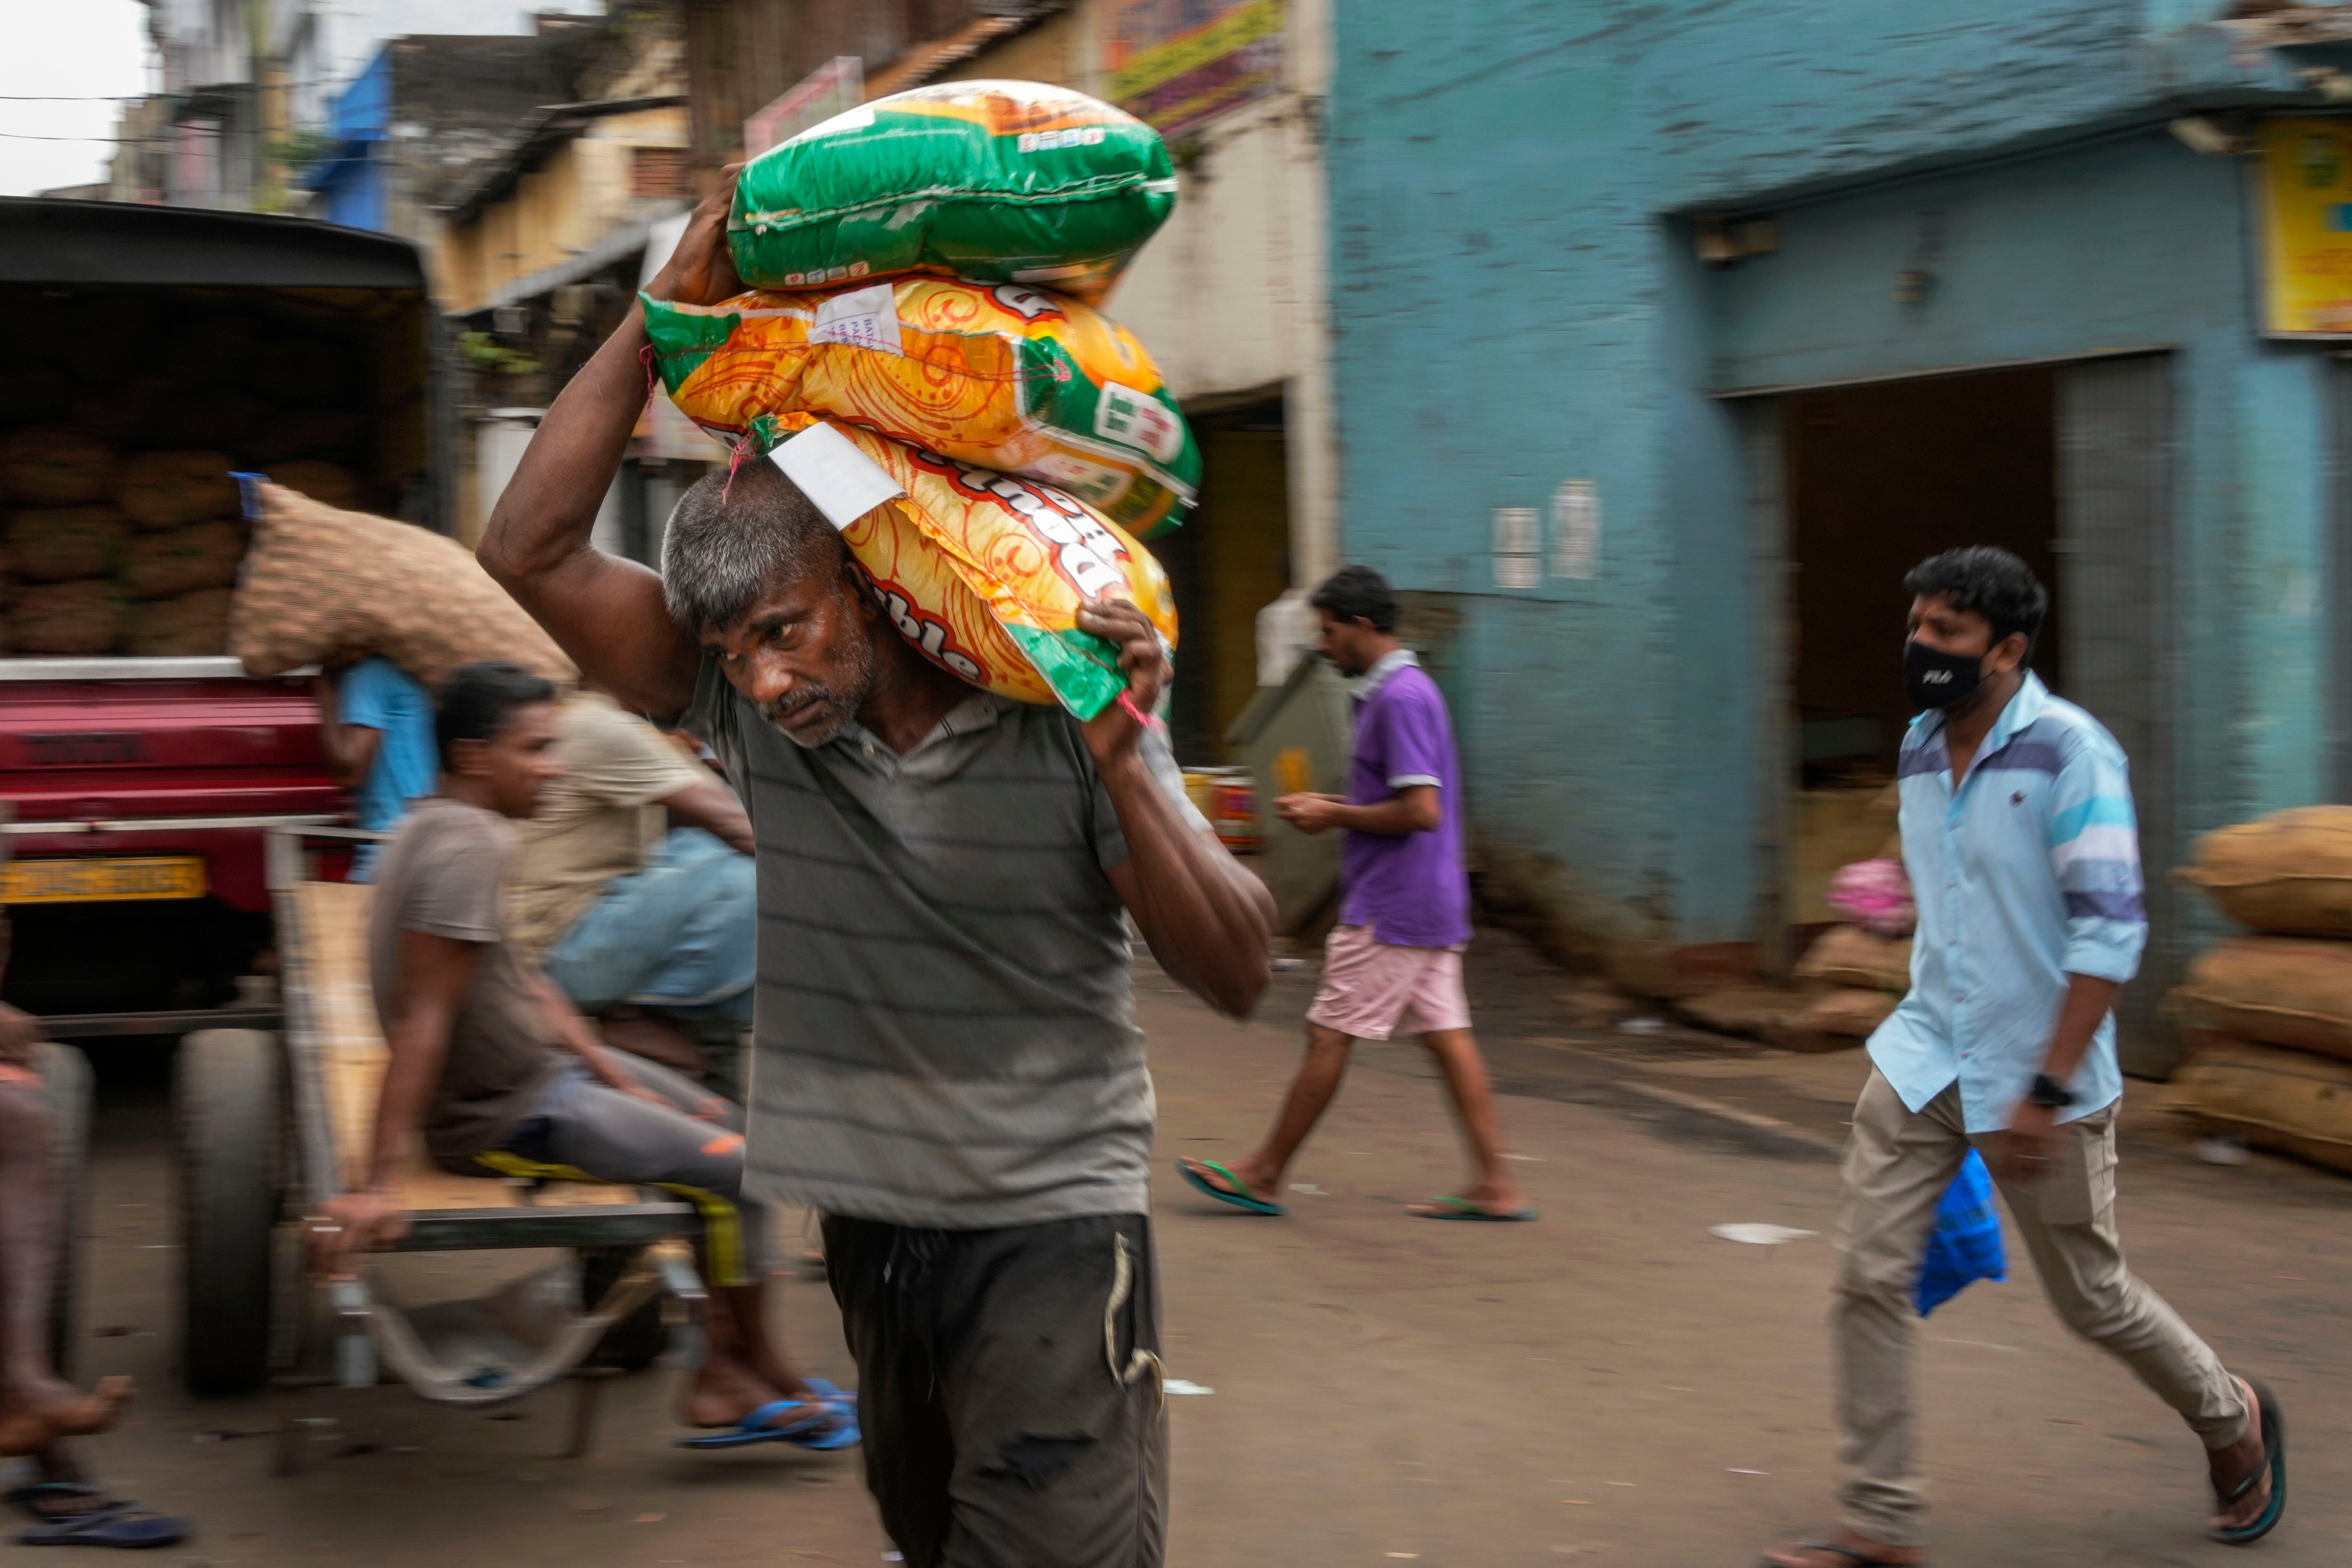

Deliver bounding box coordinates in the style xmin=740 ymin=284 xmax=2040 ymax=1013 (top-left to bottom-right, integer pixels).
xmin=0 ymin=857 xmax=207 ymax=905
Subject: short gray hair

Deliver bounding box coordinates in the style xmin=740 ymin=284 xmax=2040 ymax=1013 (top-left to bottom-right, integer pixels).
xmin=660 ymin=457 xmax=845 ymax=633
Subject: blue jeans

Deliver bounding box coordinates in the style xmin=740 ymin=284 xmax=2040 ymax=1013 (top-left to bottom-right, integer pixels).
xmin=540 ymin=828 xmax=755 ymax=1020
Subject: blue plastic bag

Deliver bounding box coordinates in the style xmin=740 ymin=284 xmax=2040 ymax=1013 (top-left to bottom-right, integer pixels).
xmin=1914 ymin=1149 xmax=2006 ymax=1317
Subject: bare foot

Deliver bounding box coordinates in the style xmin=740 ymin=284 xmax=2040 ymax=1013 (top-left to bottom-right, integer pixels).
xmin=0 ymin=1376 xmax=132 ymax=1457
xmin=2209 ymin=1377 xmax=2272 ymax=1533
xmin=1177 ymin=1155 xmax=1280 ymax=1205
xmin=1759 ymin=1529 xmax=1924 ymax=1567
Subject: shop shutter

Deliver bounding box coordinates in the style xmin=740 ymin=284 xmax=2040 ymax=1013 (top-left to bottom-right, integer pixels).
xmin=2057 ymin=354 xmax=2178 ymax=1076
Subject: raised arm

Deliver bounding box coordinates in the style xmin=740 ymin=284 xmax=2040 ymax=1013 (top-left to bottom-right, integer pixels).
xmin=477 ymin=175 xmax=744 ymax=722
xmin=1080 ymin=599 xmax=1275 ymax=1018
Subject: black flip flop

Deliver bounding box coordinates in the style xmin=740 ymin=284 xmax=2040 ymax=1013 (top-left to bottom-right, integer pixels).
xmin=2211 ymin=1374 xmax=2286 ymax=1545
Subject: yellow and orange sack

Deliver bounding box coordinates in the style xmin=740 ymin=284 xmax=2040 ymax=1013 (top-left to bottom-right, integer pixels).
xmin=644 ymin=278 xmax=1197 ymax=537
xmin=773 ymin=422 xmax=1175 ymax=719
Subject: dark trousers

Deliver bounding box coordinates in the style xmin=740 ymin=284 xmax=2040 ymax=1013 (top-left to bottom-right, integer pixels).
xmin=823 ymin=1212 xmax=1168 ymax=1568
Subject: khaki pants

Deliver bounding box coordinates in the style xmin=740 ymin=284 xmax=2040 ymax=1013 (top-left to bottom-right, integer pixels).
xmin=1833 ymin=1070 xmax=2246 ymax=1545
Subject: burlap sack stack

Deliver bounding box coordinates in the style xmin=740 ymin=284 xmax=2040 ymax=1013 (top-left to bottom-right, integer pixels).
xmin=2168 ymin=806 xmax=2352 ymax=1173
xmin=1781 ymin=854 xmax=1914 ymax=1052
xmin=0 ymin=298 xmax=381 ymax=659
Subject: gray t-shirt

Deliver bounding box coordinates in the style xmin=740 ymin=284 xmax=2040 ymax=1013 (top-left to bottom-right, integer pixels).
xmin=688 ymin=663 xmax=1208 ymax=1227
xmin=366 ymin=795 xmax=564 ymax=1171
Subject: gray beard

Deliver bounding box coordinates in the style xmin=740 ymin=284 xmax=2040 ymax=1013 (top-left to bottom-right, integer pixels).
xmin=757 ymin=628 xmax=875 ymax=749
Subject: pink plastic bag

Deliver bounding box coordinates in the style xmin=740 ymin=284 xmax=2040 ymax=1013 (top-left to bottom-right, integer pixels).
xmin=1829 ymin=858 xmax=1915 ymax=938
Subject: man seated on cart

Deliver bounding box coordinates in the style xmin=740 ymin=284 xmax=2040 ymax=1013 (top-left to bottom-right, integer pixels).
xmin=507 ymin=683 xmax=758 ymax=1098
xmin=311 ymin=661 xmax=853 ymax=1451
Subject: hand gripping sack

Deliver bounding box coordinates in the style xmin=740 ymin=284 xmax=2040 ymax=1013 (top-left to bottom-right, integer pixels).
xmin=730 ymin=81 xmax=1177 ymax=305
xmin=643 ymin=278 xmax=1197 ymax=535
xmin=770 ymin=422 xmax=1175 ymax=719
xmin=229 ymin=477 xmax=574 ymax=690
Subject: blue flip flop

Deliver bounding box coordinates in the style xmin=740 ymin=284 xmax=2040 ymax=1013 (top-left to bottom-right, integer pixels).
xmin=8 ymin=1483 xmax=188 ymax=1548
xmin=679 ymin=1399 xmax=859 ymax=1451
xmin=1177 ymin=1159 xmax=1284 ymax=1216
xmin=803 ymin=1377 xmax=858 ymax=1408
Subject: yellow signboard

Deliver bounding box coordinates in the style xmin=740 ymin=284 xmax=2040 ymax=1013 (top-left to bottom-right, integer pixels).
xmin=2259 ymin=118 xmax=2352 ymax=335
xmin=1106 ymin=0 xmax=1283 ymax=140
xmin=0 ymin=856 xmax=207 ymax=905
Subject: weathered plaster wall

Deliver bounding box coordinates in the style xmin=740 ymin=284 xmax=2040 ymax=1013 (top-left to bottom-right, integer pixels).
xmin=1327 ymin=0 xmax=2330 ymax=958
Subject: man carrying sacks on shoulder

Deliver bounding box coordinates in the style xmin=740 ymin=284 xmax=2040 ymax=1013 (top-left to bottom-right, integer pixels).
xmin=480 ymin=176 xmax=1274 ymax=1567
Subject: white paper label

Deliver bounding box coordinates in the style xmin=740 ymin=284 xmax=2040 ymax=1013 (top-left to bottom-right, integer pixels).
xmin=809 ymin=283 xmax=903 ymax=356
xmin=1493 ymin=507 xmax=1540 ymax=590
xmin=1551 ymin=478 xmax=1600 ymax=580
xmin=1093 ymin=382 xmax=1185 ymax=462
xmin=1027 ymin=451 xmax=1131 ymax=502
xmin=771 ymin=423 xmax=906 ymax=531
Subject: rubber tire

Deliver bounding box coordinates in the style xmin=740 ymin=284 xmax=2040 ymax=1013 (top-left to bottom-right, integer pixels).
xmin=38 ymin=1041 xmax=92 ymax=1381
xmin=175 ymin=1029 xmax=281 ymax=1397
xmin=580 ymin=1246 xmax=668 ymax=1372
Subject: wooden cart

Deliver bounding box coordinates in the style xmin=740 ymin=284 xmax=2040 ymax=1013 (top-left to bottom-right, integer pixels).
xmin=173 ymin=828 xmax=709 ymax=1471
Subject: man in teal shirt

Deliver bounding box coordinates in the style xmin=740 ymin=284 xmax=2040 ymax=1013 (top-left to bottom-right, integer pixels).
xmin=314 ymin=656 xmax=437 ymax=879
xmin=1765 ymin=548 xmax=2282 ymax=1568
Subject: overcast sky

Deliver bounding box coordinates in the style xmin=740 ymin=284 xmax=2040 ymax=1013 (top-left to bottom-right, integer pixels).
xmin=0 ymin=0 xmax=155 ymax=197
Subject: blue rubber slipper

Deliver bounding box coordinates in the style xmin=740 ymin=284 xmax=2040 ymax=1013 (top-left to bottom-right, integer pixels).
xmin=2211 ymin=1374 xmax=2285 ymax=1545
xmin=8 ymin=1484 xmax=187 ymax=1548
xmin=679 ymin=1399 xmax=856 ymax=1451
xmin=803 ymin=1377 xmax=857 ymax=1408
xmin=1176 ymin=1159 xmax=1284 ymax=1216
xmin=1410 ymin=1195 xmax=1540 ymax=1222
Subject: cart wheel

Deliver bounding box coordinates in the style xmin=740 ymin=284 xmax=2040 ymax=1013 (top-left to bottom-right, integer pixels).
xmin=176 ymin=1029 xmax=281 ymax=1396
xmin=580 ymin=1247 xmax=668 ymax=1372
xmin=39 ymin=1042 xmax=92 ymax=1381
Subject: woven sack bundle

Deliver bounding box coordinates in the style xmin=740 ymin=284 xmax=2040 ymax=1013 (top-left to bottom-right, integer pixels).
xmin=230 ymin=480 xmax=573 ymax=690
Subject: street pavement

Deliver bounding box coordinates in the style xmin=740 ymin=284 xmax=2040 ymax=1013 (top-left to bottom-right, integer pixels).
xmin=12 ymin=929 xmax=2350 ymax=1567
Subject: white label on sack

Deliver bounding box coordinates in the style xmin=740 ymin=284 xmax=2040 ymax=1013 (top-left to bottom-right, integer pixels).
xmin=809 ymin=283 xmax=904 ymax=356
xmin=1027 ymin=452 xmax=1131 ymax=503
xmin=771 ymin=423 xmax=906 ymax=531
xmin=1095 ymin=383 xmax=1184 ymax=462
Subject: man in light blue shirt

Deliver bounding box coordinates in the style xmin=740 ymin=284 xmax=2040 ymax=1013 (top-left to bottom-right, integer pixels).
xmin=1765 ymin=549 xmax=2283 ymax=1568
xmin=313 ymin=656 xmax=438 ymax=879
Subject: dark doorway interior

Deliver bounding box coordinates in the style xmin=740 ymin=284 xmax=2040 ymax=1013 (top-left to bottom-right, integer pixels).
xmin=1157 ymin=398 xmax=1292 ymax=764
xmin=1781 ymin=366 xmax=2063 ymax=922
xmin=1785 ymin=366 xmax=2063 ymax=780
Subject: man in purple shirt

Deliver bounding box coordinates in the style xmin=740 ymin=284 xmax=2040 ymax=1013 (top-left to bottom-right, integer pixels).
xmin=1178 ymin=566 xmax=1531 ymax=1221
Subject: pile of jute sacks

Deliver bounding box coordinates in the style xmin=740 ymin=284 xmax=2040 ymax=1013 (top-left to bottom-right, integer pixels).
xmin=2168 ymin=806 xmax=2352 ymax=1173
xmin=642 ymin=80 xmax=1192 ymax=721
xmin=1787 ymin=857 xmax=1915 ymax=1051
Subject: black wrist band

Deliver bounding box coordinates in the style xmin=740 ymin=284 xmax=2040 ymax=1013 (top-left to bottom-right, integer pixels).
xmin=2028 ymin=1072 xmax=2077 ymax=1109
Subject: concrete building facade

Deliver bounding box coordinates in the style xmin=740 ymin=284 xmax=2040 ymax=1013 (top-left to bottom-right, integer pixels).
xmin=1323 ymin=1 xmax=2352 ymax=1071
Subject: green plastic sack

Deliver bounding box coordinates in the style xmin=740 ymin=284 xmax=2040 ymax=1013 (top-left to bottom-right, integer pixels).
xmin=730 ymin=81 xmax=1177 ymax=305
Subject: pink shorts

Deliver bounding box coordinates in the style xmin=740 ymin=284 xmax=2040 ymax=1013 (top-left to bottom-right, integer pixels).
xmin=1305 ymin=925 xmax=1472 ymax=1040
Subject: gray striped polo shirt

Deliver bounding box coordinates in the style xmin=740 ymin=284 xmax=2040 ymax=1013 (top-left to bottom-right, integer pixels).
xmin=687 ymin=660 xmax=1207 ymax=1228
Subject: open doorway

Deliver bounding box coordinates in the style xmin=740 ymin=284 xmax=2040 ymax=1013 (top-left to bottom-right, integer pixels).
xmin=1155 ymin=396 xmax=1294 ymax=763
xmin=1783 ymin=366 xmax=2063 ymax=926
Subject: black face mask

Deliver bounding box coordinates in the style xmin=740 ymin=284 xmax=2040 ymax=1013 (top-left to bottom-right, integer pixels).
xmin=1905 ymin=639 xmax=1984 ymax=710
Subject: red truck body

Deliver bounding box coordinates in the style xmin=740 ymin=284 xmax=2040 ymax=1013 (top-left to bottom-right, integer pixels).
xmin=1 ymin=667 xmax=341 ymax=913
xmin=0 ymin=199 xmax=446 ymax=1026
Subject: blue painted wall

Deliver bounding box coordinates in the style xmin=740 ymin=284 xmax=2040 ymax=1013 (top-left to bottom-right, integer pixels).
xmin=1326 ymin=1 xmax=2335 ymax=955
